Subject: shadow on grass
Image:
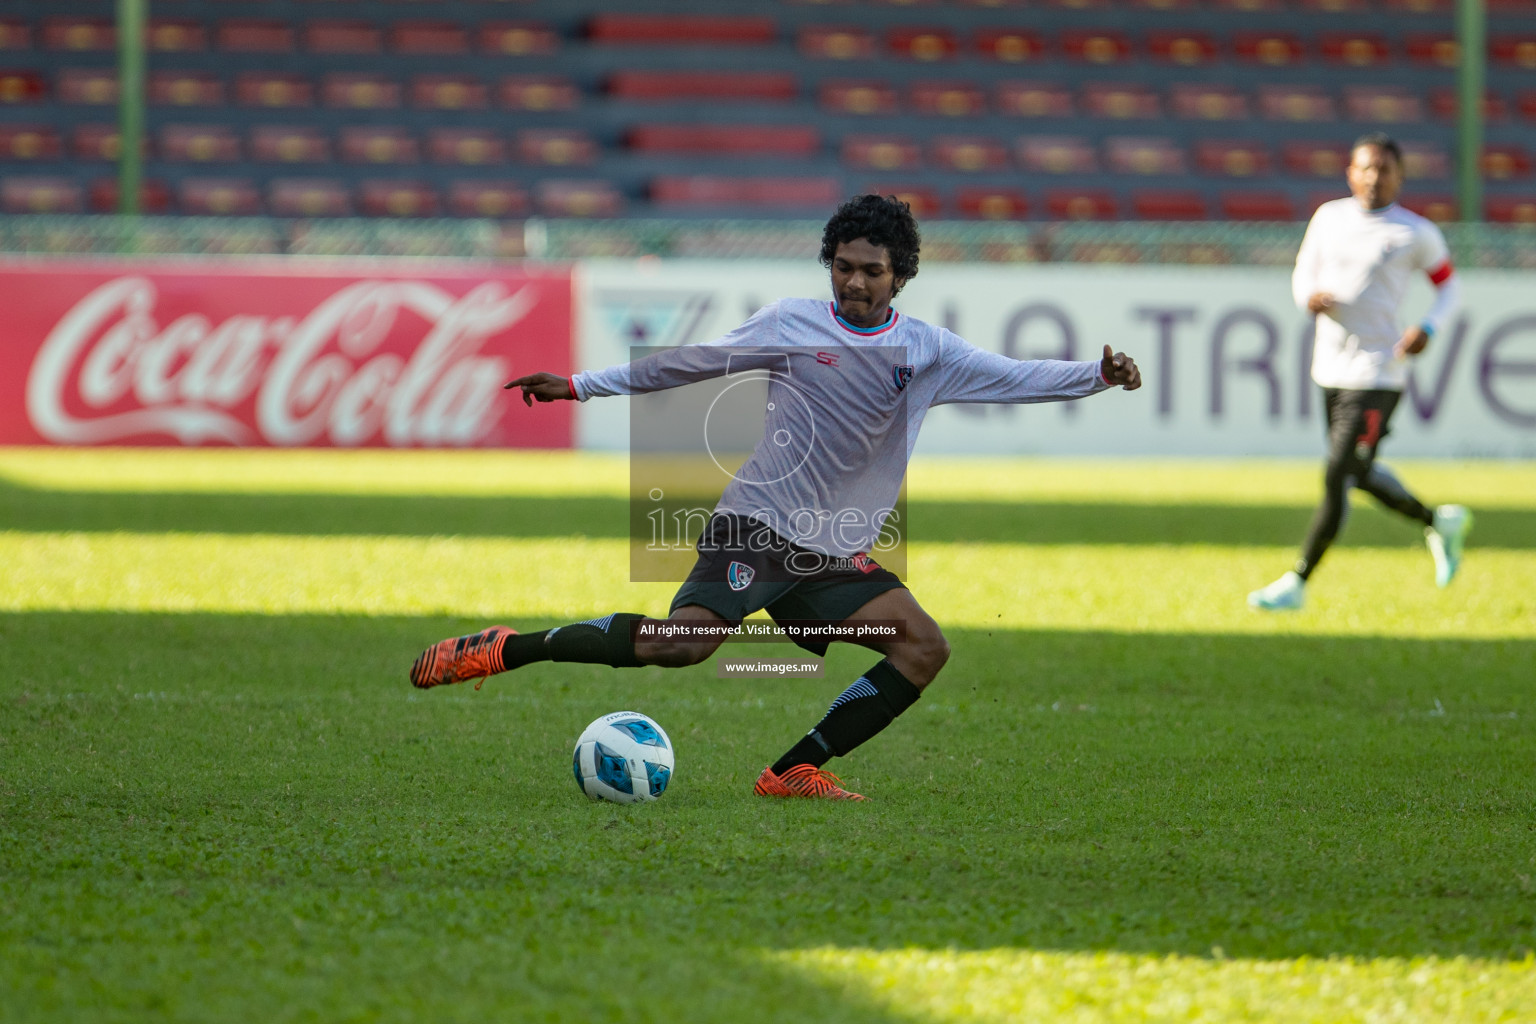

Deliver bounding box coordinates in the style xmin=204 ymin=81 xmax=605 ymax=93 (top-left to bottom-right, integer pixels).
xmin=4 ymin=608 xmax=1532 ymax=979
xmin=3 ymin=478 xmax=1534 ymax=547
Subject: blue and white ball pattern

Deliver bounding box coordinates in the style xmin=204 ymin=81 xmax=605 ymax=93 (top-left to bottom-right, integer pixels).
xmin=572 ymin=711 xmax=675 ymax=803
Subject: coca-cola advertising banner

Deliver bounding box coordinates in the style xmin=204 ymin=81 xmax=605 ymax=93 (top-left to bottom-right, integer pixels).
xmin=1 ymin=260 xmax=573 ymax=448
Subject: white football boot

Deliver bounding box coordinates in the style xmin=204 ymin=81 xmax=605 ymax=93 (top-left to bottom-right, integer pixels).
xmin=1425 ymin=504 xmax=1473 ymax=588
xmin=1248 ymin=570 xmax=1305 ymax=611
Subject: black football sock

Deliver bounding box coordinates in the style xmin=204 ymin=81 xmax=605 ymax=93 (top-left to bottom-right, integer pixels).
xmin=545 ymin=612 xmax=646 ymax=669
xmin=771 ymin=660 xmax=922 ymax=774
xmin=499 ymin=630 xmax=551 ymax=670
xmin=1359 ymin=464 xmax=1434 ymax=526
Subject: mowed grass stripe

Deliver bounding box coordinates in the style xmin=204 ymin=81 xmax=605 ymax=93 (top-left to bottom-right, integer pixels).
xmin=3 ymin=532 xmax=1531 ymax=638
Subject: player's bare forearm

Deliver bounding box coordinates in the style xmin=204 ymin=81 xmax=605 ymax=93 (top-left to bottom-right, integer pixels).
xmin=1395 ymin=326 xmax=1429 ymax=358
xmin=1100 ymin=344 xmax=1142 ymax=391
xmin=504 ymin=372 xmax=575 ymax=406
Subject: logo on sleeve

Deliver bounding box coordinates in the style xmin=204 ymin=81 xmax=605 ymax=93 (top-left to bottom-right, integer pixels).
xmin=891 ymin=364 xmax=915 ymax=391
xmin=727 ymin=561 xmax=756 ymax=591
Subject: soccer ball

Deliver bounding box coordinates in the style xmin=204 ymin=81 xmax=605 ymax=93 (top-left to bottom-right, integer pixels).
xmin=571 ymin=711 xmax=675 ymax=803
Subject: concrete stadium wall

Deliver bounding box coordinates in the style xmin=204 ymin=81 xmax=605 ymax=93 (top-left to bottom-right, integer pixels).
xmin=578 ymin=260 xmax=1536 ymax=459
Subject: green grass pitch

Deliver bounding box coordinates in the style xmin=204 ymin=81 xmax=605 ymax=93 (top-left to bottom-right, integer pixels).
xmin=2 ymin=448 xmax=1534 ymax=1023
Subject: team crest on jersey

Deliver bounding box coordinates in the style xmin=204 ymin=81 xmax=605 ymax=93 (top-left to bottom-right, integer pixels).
xmin=892 ymin=364 xmax=915 ymax=391
xmin=727 ymin=561 xmax=756 ymax=591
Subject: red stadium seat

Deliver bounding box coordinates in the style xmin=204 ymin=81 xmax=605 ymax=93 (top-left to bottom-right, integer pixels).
xmin=1486 ymin=196 xmax=1536 ymax=224
xmin=500 ymin=76 xmax=580 ymax=112
xmin=1343 ymin=86 xmax=1423 ymax=123
xmin=236 ymin=72 xmax=313 ymax=108
xmin=995 ymin=81 xmax=1073 ymax=117
xmin=270 ymin=178 xmax=352 ymax=217
xmin=0 ymin=20 xmax=32 ymax=50
xmin=650 ymin=176 xmax=841 ymax=210
xmin=58 ymin=68 xmax=118 ymax=105
xmin=888 ymin=27 xmax=959 ymax=61
xmin=392 ymin=22 xmax=469 ymax=55
xmin=74 ymin=124 xmax=135 ymax=161
xmin=1283 ymin=141 xmax=1351 ymax=178
xmin=626 ymin=124 xmax=819 ymax=156
xmin=1405 ymin=35 xmax=1459 ymax=68
xmin=589 ymin=15 xmax=776 ymax=46
xmin=1017 ymin=135 xmax=1097 ymax=174
xmin=160 ymin=124 xmax=241 ymax=163
xmin=1169 ymin=84 xmax=1249 ymax=120
xmin=930 ymin=135 xmax=1010 ymax=172
xmin=0 ymin=123 xmax=60 ymax=160
xmin=479 ymin=22 xmax=559 ymax=56
xmin=798 ymin=26 xmax=877 ymax=60
xmin=1302 ymin=0 xmax=1367 ymax=10
xmin=955 ymin=188 xmax=1029 ymax=220
xmin=2 ymin=176 xmax=84 ymax=214
xmin=429 ymin=129 xmax=505 ymax=166
xmin=180 ymin=177 xmax=262 ymax=215
xmin=1399 ymin=195 xmax=1457 ymax=222
xmin=89 ymin=178 xmax=171 ymax=214
xmin=217 ymin=20 xmax=295 ymax=53
xmin=820 ymin=80 xmax=898 ymax=116
xmin=250 ymin=125 xmax=331 ymax=163
xmin=448 ymin=181 xmax=530 ymax=219
xmin=306 ymin=20 xmax=381 ymax=54
xmin=841 ymin=135 xmax=923 ymax=171
xmin=0 ymin=70 xmax=46 ymax=104
xmin=608 ymin=71 xmax=797 ymax=103
xmin=1061 ymin=30 xmax=1131 ymax=64
xmin=1490 ymin=35 xmax=1536 ymax=70
xmin=1214 ymin=0 xmax=1284 ymax=9
xmin=1132 ymin=189 xmax=1207 ymax=220
xmin=42 ymin=18 xmax=115 ymax=52
xmin=1399 ymin=141 xmax=1449 ymax=179
xmin=1046 ymin=189 xmax=1117 ymax=220
xmin=1196 ymin=140 xmax=1272 ymax=177
xmin=149 ymin=71 xmax=224 ymax=107
xmin=861 ymin=185 xmax=942 ymax=218
xmin=1428 ymin=88 xmax=1506 ymax=121
xmin=534 ymin=179 xmax=624 ymax=218
xmin=1106 ymin=136 xmax=1187 ymax=175
xmin=1258 ymin=84 xmax=1337 ymax=122
xmin=1233 ymin=32 xmax=1304 ymax=66
xmin=973 ymin=29 xmax=1046 ymax=64
xmin=1132 ymin=0 xmax=1197 ymax=8
xmin=1319 ymin=33 xmax=1392 ymax=67
xmin=322 ymin=73 xmax=401 ymax=109
xmin=1082 ymin=82 xmax=1160 ymax=119
xmin=359 ymin=180 xmax=440 ymax=218
xmin=516 ymin=129 xmax=598 ymax=167
xmin=1220 ymin=190 xmax=1295 ymax=221
xmin=909 ymin=80 xmax=986 ymax=117
xmin=412 ymin=74 xmax=488 ymax=111
xmin=1483 ymin=145 xmax=1532 ymax=180
xmin=1147 ymin=31 xmax=1218 ymax=66
xmin=148 ymin=20 xmax=208 ymax=53
xmin=340 ymin=126 xmax=420 ymax=164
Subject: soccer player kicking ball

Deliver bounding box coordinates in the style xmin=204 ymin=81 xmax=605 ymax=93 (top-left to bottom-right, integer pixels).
xmin=1249 ymin=132 xmax=1473 ymax=612
xmin=409 ymin=194 xmax=1141 ymax=800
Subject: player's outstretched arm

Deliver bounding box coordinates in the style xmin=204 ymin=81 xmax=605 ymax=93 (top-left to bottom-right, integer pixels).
xmin=504 ymin=373 xmax=575 ymax=406
xmin=1100 ymin=344 xmax=1142 ymax=390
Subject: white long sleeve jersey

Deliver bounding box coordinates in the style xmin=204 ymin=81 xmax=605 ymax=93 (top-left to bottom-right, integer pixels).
xmin=573 ymin=297 xmax=1111 ymax=556
xmin=1293 ymin=198 xmax=1460 ymax=391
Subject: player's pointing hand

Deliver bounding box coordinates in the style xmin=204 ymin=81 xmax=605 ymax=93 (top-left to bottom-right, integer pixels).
xmin=504 ymin=373 xmax=575 ymax=406
xmin=1101 ymin=344 xmax=1142 ymax=391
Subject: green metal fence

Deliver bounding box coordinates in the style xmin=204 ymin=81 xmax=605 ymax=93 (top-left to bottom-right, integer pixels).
xmin=0 ymin=215 xmax=1531 ymax=267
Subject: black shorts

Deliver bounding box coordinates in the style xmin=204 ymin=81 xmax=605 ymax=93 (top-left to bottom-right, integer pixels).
xmin=669 ymin=514 xmax=906 ymax=656
xmin=1322 ymin=387 xmax=1400 ymax=477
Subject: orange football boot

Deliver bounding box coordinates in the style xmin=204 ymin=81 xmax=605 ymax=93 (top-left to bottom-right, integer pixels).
xmin=409 ymin=626 xmax=517 ymax=690
xmin=753 ymin=764 xmax=865 ymax=801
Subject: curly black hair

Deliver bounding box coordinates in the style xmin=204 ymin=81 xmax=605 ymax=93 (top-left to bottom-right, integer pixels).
xmin=819 ymin=194 xmax=921 ymax=283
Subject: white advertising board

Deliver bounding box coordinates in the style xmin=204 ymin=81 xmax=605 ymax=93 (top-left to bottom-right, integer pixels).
xmin=577 ymin=260 xmax=1536 ymax=458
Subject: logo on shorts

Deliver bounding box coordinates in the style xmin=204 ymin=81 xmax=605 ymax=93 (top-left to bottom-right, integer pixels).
xmin=727 ymin=561 xmax=756 ymax=591
xmin=892 ymin=364 xmax=915 ymax=391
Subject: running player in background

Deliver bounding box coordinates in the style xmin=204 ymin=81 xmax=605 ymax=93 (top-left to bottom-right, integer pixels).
xmin=1249 ymin=132 xmax=1472 ymax=612
xmin=408 ymin=194 xmax=1142 ymax=800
